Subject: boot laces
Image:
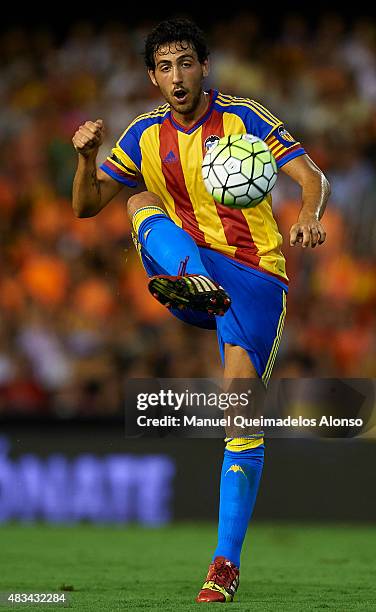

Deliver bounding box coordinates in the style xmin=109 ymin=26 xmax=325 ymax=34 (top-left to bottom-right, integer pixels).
xmin=177 ymin=256 xmax=189 ymax=276
xmin=210 ymin=559 xmax=236 ymax=587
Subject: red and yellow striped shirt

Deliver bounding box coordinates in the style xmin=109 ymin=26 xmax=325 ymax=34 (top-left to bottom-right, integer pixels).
xmin=101 ymin=90 xmax=305 ymax=283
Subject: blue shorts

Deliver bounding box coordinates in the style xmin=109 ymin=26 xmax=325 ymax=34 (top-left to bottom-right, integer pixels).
xmin=141 ymin=246 xmax=287 ymax=383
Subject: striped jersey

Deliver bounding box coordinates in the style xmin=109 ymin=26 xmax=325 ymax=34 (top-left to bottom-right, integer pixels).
xmin=100 ymin=89 xmax=305 ymax=282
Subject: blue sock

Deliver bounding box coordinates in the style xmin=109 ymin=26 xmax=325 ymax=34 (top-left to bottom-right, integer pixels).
xmin=132 ymin=206 xmax=209 ymax=277
xmin=213 ymin=442 xmax=264 ymax=568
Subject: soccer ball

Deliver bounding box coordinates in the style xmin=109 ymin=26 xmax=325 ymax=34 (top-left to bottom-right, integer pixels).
xmin=202 ymin=134 xmax=278 ymax=209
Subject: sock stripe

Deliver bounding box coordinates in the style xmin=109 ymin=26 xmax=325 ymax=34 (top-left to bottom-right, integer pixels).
xmin=132 ymin=206 xmax=167 ymax=235
xmin=225 ymin=437 xmax=264 ymax=451
xmin=225 ymin=434 xmax=264 ymax=440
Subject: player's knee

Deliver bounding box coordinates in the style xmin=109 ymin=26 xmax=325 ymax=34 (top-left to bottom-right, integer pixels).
xmin=126 ymin=191 xmax=166 ymax=220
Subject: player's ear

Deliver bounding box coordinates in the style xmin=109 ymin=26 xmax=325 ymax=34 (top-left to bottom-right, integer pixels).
xmin=148 ymin=70 xmax=158 ymax=87
xmin=202 ymin=59 xmax=210 ymax=78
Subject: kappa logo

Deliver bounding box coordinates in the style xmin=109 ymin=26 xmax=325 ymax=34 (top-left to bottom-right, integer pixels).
xmin=204 ymin=135 xmax=220 ymax=151
xmin=225 ymin=464 xmax=247 ymax=477
xmin=277 ymin=126 xmax=296 ymax=144
xmin=163 ymin=150 xmax=178 ymax=163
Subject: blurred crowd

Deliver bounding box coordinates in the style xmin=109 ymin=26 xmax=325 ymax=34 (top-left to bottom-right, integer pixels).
xmin=0 ymin=13 xmax=375 ymax=416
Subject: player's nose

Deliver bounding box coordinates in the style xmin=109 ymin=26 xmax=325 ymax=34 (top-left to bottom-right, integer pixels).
xmin=171 ymin=66 xmax=183 ymax=83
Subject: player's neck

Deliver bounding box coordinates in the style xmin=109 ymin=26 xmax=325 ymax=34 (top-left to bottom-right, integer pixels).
xmin=171 ymin=91 xmax=209 ymax=129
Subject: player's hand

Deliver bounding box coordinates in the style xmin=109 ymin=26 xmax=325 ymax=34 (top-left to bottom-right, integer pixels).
xmin=289 ymin=217 xmax=326 ymax=248
xmin=72 ymin=119 xmax=104 ymax=158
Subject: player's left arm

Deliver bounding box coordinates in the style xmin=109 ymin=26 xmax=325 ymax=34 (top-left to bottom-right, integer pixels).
xmin=281 ymin=154 xmax=330 ymax=248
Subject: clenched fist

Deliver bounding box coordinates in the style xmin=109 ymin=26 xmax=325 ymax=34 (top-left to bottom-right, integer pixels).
xmin=72 ymin=119 xmax=104 ymax=157
xmin=289 ymin=217 xmax=326 ymax=248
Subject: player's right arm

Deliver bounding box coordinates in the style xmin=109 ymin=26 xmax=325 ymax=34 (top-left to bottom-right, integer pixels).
xmin=72 ymin=119 xmax=135 ymax=217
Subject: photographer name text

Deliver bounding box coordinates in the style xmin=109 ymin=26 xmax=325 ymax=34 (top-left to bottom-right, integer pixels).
xmin=136 ymin=415 xmax=363 ymax=428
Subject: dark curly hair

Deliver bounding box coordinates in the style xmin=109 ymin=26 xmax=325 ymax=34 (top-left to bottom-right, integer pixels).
xmin=144 ymin=18 xmax=209 ymax=70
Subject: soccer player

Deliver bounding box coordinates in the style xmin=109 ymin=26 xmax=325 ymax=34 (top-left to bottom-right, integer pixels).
xmin=72 ymin=18 xmax=329 ymax=603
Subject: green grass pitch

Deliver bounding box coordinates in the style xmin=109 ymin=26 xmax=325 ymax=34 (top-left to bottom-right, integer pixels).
xmin=1 ymin=523 xmax=376 ymax=611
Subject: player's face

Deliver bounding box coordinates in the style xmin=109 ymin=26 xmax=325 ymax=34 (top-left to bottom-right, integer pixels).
xmin=148 ymin=42 xmax=209 ymax=118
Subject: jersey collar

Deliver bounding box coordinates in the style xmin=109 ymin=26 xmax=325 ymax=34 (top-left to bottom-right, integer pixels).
xmin=169 ymin=89 xmax=218 ymax=134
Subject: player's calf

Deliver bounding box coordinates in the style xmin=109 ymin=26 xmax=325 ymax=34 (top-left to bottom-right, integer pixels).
xmin=127 ymin=193 xmax=232 ymax=316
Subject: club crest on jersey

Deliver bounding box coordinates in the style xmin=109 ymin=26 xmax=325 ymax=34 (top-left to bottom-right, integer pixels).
xmin=277 ymin=126 xmax=296 ymax=144
xmin=204 ymin=135 xmax=220 ymax=151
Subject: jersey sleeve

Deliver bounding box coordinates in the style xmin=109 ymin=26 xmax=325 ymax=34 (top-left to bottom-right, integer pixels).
xmin=243 ymin=100 xmax=305 ymax=168
xmin=264 ymin=125 xmax=305 ymax=168
xmin=100 ymin=124 xmax=142 ymax=187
